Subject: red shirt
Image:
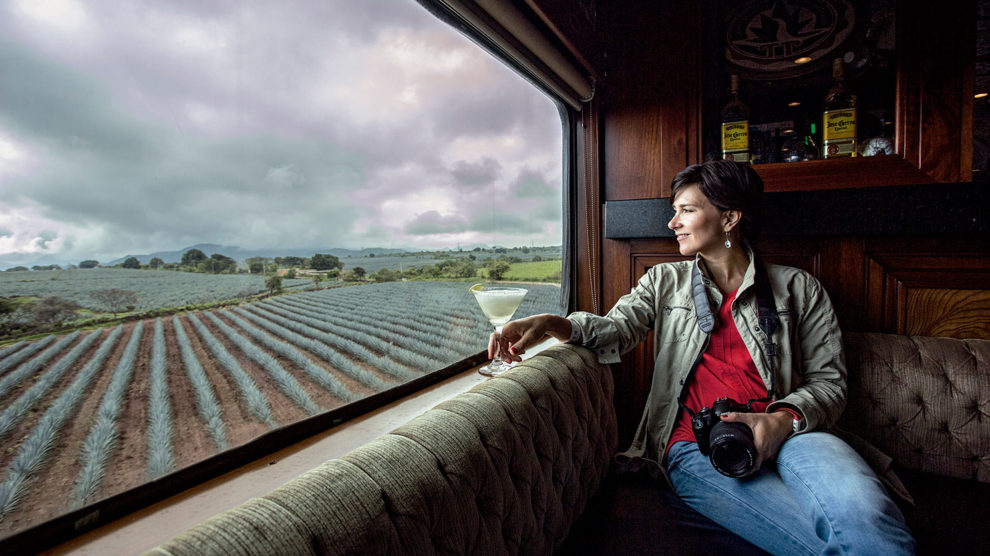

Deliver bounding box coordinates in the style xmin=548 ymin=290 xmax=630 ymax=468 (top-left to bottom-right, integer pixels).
xmin=668 ymin=289 xmax=770 ymax=451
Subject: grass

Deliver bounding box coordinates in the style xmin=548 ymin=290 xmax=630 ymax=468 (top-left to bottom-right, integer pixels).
xmin=477 ymin=260 xmax=562 ymax=282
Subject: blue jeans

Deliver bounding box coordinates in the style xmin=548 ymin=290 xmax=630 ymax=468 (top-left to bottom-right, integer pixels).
xmin=667 ymin=432 xmax=916 ymax=555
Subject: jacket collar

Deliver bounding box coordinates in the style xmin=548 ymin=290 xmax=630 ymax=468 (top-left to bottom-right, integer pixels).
xmin=690 ymin=245 xmax=773 ymax=338
xmin=692 ymin=245 xmax=758 ymax=298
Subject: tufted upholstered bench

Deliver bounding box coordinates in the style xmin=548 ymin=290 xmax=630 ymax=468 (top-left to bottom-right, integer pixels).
xmin=144 ymin=343 xmax=617 ymax=555
xmin=838 ymin=332 xmax=990 ymax=555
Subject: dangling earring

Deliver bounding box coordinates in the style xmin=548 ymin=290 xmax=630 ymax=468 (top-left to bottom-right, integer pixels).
xmin=724 ymin=232 xmax=732 ymax=249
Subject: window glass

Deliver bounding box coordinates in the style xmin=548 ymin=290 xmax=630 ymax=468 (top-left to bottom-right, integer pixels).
xmin=0 ymin=0 xmax=562 ymax=539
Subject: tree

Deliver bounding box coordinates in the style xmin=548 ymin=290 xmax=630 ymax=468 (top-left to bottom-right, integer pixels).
xmin=310 ymin=253 xmax=342 ymax=270
xmin=203 ymin=253 xmax=237 ymax=274
xmin=122 ymin=257 xmax=141 ymax=269
xmin=90 ymin=289 xmax=138 ymax=317
xmin=79 ymin=260 xmax=99 ymax=269
xmin=265 ymin=275 xmax=283 ymax=295
xmin=149 ymin=257 xmax=165 ymax=269
xmin=352 ymin=267 xmax=366 ymax=279
xmin=181 ymin=249 xmax=207 ymax=266
xmin=285 ymin=269 xmax=297 ymax=279
xmin=485 ymin=260 xmax=511 ymax=281
xmin=452 ymin=259 xmax=477 ymax=278
xmin=246 ymin=257 xmax=268 ymax=274
xmin=5 ymin=266 xmax=28 ymax=272
xmin=0 ymin=297 xmax=14 ymax=318
xmin=371 ymin=268 xmax=401 ymax=282
xmin=32 ymin=296 xmax=80 ymax=327
xmin=275 ymin=256 xmax=307 ymax=268
xmin=423 ymin=264 xmax=443 ymax=279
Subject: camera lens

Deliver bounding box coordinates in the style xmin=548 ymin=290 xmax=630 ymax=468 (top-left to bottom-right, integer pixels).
xmin=708 ymin=421 xmax=756 ymax=477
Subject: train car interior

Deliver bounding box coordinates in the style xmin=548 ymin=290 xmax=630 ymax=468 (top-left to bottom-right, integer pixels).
xmin=1 ymin=0 xmax=987 ymax=554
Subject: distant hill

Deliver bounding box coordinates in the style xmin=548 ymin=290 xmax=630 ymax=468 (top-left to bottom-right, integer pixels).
xmin=105 ymin=244 xmax=409 ymax=266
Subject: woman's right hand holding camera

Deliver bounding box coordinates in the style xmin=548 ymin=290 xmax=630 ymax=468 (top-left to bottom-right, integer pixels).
xmin=488 ymin=314 xmax=572 ymax=363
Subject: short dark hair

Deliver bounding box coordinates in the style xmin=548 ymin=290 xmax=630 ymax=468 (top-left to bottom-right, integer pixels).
xmin=671 ymin=160 xmax=765 ymax=244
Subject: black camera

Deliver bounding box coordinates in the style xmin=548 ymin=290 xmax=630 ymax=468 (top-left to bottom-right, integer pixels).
xmin=691 ymin=397 xmax=757 ymax=478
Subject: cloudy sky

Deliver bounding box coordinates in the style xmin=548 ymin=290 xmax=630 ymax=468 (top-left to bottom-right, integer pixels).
xmin=0 ymin=0 xmax=563 ymax=268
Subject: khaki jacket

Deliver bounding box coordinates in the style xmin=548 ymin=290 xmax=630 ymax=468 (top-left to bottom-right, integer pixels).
xmin=567 ymin=250 xmax=847 ymax=467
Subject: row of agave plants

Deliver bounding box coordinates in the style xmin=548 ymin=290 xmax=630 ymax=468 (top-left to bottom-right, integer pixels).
xmin=0 ymin=281 xmax=560 ymax=528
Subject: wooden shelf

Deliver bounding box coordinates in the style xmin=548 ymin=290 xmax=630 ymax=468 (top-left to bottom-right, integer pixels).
xmin=754 ymin=155 xmax=934 ymax=192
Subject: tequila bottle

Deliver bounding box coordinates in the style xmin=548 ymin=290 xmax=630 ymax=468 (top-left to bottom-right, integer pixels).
xmin=823 ymin=58 xmax=857 ymax=158
xmin=720 ymin=74 xmax=750 ymax=162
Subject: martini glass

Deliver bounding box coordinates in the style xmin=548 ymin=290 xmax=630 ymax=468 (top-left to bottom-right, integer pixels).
xmin=470 ymin=284 xmax=527 ymax=377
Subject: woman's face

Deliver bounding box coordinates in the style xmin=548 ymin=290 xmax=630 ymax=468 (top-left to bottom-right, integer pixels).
xmin=667 ymin=184 xmax=729 ymax=257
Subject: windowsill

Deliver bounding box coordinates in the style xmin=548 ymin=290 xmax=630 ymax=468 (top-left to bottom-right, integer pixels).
xmin=44 ymin=337 xmax=559 ymax=555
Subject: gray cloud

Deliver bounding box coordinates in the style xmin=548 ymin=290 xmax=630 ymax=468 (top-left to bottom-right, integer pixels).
xmin=405 ymin=210 xmax=470 ymax=235
xmin=451 ymin=157 xmax=502 ymax=186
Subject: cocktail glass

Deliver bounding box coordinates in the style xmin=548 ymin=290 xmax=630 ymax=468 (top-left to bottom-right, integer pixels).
xmin=470 ymin=284 xmax=527 ymax=377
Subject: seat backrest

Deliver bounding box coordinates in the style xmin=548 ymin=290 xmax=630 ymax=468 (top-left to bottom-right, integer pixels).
xmin=841 ymin=332 xmax=990 ymax=482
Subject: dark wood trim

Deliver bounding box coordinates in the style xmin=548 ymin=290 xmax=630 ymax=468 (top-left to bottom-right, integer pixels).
xmin=575 ymin=95 xmax=603 ymax=314
xmin=754 ymin=156 xmax=934 ymax=192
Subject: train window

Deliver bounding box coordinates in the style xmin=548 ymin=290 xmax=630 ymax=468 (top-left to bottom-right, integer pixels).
xmin=0 ymin=0 xmax=563 ymax=543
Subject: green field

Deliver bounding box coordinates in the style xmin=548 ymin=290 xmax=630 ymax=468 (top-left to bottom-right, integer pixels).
xmin=479 ymin=260 xmax=562 ymax=282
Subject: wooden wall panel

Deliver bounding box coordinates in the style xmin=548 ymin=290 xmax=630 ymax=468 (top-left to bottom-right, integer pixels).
xmin=601 ymin=0 xmax=700 ymax=201
xmin=896 ymin=0 xmax=975 ymax=182
xmin=864 ymin=247 xmax=990 ymax=338
xmin=905 ymin=289 xmax=990 ymax=339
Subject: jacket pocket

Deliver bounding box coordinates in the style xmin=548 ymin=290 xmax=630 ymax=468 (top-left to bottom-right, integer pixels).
xmin=659 ymin=306 xmax=694 ymax=344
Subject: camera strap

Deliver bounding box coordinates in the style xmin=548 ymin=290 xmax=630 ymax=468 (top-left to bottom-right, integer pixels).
xmin=682 ymin=257 xmax=780 ymax=413
xmin=750 ymin=258 xmax=780 ymax=408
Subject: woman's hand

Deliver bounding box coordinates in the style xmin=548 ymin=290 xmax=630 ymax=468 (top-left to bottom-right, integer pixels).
xmin=488 ymin=314 xmax=572 ymax=363
xmin=719 ymin=410 xmax=794 ymax=475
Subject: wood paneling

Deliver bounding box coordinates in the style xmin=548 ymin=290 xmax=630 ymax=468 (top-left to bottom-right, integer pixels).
xmin=896 ymin=0 xmax=976 ymax=182
xmin=864 ymin=248 xmax=990 ymax=337
xmin=906 ymin=289 xmax=990 ymax=339
xmin=601 ymin=0 xmax=700 ymax=201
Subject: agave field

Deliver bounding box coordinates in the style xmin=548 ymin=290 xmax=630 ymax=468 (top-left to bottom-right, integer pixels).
xmin=0 ymin=268 xmax=313 ymax=312
xmin=0 ymin=281 xmax=560 ymax=538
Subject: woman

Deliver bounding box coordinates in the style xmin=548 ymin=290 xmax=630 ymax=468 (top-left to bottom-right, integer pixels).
xmin=493 ymin=160 xmax=915 ymax=554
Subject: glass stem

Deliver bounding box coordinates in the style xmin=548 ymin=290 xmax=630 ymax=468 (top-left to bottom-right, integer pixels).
xmin=493 ymin=325 xmax=504 ymax=363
